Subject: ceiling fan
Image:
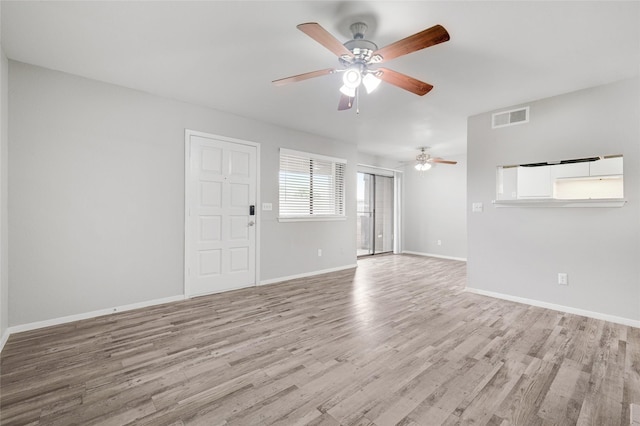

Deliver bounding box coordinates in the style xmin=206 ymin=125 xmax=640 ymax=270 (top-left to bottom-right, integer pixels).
xmin=272 ymin=21 xmax=450 ymax=111
xmin=415 ymin=147 xmax=457 ymax=171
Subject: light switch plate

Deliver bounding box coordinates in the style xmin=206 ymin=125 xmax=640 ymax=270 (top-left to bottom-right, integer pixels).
xmin=262 ymin=202 xmax=272 ymax=211
xmin=472 ymin=202 xmax=483 ymax=213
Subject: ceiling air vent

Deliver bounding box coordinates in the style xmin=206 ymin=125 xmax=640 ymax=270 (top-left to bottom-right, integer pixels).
xmin=492 ymin=106 xmax=529 ymax=129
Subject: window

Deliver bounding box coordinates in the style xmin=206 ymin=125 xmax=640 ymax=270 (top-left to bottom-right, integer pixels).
xmin=279 ymin=148 xmax=346 ymax=220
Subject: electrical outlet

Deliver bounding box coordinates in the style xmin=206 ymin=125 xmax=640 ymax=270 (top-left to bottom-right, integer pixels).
xmin=437 ymin=240 xmax=442 ymax=246
xmin=558 ymin=273 xmax=568 ymax=285
xmin=317 ymin=249 xmax=322 ymax=257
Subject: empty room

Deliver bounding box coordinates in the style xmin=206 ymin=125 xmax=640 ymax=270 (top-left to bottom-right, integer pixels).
xmin=0 ymin=1 xmax=639 ymax=425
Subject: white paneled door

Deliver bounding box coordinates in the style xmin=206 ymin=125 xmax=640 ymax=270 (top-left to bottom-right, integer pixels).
xmin=185 ymin=131 xmax=258 ymax=297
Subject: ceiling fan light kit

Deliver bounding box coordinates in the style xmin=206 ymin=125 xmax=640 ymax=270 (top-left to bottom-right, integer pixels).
xmin=342 ymin=65 xmax=363 ymax=89
xmin=339 ymin=84 xmax=356 ymax=98
xmin=414 ymin=147 xmax=458 ymax=172
xmin=362 ymin=72 xmax=382 ymax=94
xmin=273 ymin=20 xmax=450 ymax=111
xmin=415 ymin=162 xmax=432 ymax=171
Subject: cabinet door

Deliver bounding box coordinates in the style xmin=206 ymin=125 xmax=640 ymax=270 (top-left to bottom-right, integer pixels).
xmin=517 ymin=166 xmax=551 ymax=198
xmin=551 ymin=162 xmax=589 ymax=179
xmin=589 ymin=157 xmax=623 ymax=176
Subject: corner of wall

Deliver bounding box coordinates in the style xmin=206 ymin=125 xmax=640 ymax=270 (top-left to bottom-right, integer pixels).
xmin=402 ymin=153 xmax=468 ymax=259
xmin=0 ymin=31 xmax=8 ymax=348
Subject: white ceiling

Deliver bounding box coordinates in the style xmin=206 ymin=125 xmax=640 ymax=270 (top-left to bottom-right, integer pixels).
xmin=2 ymin=1 xmax=638 ymax=161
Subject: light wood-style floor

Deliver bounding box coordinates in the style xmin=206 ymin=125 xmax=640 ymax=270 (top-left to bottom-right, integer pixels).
xmin=1 ymin=255 xmax=639 ymax=425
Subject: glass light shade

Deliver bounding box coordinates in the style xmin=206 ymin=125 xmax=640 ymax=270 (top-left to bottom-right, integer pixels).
xmin=339 ymin=85 xmax=356 ymax=97
xmin=342 ymin=68 xmax=362 ymax=89
xmin=415 ymin=162 xmax=432 ymax=171
xmin=362 ymin=73 xmax=382 ymax=94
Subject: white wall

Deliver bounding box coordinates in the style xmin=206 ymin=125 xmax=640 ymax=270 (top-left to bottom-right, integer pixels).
xmin=0 ymin=9 xmax=8 ymax=344
xmin=8 ymin=61 xmax=357 ymax=327
xmin=467 ymin=77 xmax=640 ymax=323
xmin=402 ymin=155 xmax=467 ymax=260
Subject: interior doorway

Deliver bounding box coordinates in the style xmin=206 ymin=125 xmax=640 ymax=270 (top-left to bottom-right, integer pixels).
xmin=357 ymin=172 xmax=394 ymax=256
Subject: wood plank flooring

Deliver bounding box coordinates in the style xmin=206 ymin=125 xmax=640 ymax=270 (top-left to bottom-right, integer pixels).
xmin=1 ymin=254 xmax=639 ymax=425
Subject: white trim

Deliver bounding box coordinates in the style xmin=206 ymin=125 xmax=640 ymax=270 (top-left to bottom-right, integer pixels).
xmin=394 ymin=171 xmax=402 ymax=254
xmin=357 ymin=164 xmax=398 ymax=177
xmin=278 ymin=216 xmax=346 ymax=222
xmin=357 ymin=163 xmax=403 ymax=174
xmin=184 ymin=129 xmax=261 ymax=297
xmin=492 ymin=198 xmax=627 ymax=208
xmin=259 ymin=263 xmax=357 ymax=286
xmin=465 ymin=287 xmax=640 ymax=328
xmin=0 ymin=328 xmax=9 ymax=353
xmin=403 ymin=250 xmax=467 ymax=262
xmin=280 ymin=147 xmax=346 ymax=165
xmin=7 ymin=295 xmax=185 ymax=335
xmin=184 ymin=130 xmax=190 ymax=297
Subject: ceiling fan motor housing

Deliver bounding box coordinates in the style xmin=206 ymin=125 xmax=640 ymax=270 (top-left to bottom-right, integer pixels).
xmin=416 ymin=147 xmax=432 ymax=163
xmin=342 ymin=39 xmax=378 ymax=63
xmin=416 ymin=152 xmax=431 ymax=163
xmin=340 ymin=22 xmax=379 ymax=66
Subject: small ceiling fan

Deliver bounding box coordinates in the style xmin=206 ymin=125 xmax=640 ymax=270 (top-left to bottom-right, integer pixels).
xmin=273 ymin=21 xmax=450 ymax=111
xmin=415 ymin=147 xmax=457 ymax=171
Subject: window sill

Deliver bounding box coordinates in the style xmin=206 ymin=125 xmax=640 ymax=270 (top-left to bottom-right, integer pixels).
xmin=278 ymin=216 xmax=347 ymax=223
xmin=492 ymin=198 xmax=627 ymax=208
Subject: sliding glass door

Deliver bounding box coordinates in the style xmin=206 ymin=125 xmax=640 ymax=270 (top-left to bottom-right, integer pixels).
xmin=357 ymin=173 xmax=374 ymax=256
xmin=357 ymin=172 xmax=394 ymax=256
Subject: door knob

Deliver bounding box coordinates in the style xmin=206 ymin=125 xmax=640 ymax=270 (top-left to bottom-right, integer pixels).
xmin=248 ymin=220 xmax=255 ymax=226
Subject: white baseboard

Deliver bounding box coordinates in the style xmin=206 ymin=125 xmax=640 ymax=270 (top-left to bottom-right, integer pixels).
xmin=466 ymin=287 xmax=640 ymax=328
xmin=402 ymin=250 xmax=467 ymax=262
xmin=0 ymin=328 xmax=9 ymax=353
xmin=3 ymin=264 xmax=360 ymax=351
xmin=260 ymin=263 xmax=357 ymax=286
xmin=7 ymin=295 xmax=185 ymax=335
xmin=2 ymin=264 xmax=359 ymax=351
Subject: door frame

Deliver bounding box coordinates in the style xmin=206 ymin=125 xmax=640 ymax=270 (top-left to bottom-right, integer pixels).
xmin=357 ymin=172 xmax=394 ymax=256
xmin=357 ymin=164 xmax=403 ymax=255
xmin=184 ymin=129 xmax=261 ymax=298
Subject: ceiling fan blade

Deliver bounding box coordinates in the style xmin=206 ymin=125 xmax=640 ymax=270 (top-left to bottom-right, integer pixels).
xmin=377 ymin=68 xmax=433 ymax=96
xmin=338 ymin=94 xmax=354 ymax=111
xmin=430 ymin=158 xmax=458 ymax=165
xmin=373 ymin=24 xmax=450 ymax=63
xmin=272 ymin=68 xmax=336 ymax=86
xmin=297 ymin=23 xmax=354 ymax=59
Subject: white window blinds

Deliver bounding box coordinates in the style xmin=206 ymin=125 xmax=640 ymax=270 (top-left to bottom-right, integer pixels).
xmin=279 ymin=149 xmax=346 ymax=219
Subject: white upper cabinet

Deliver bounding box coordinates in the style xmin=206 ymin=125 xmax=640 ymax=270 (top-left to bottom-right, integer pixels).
xmin=517 ymin=165 xmax=552 ymax=198
xmin=550 ymin=162 xmax=590 ymax=179
xmin=589 ymin=157 xmax=623 ymax=176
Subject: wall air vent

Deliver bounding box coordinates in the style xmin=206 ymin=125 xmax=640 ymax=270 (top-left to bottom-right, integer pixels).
xmin=492 ymin=106 xmax=530 ymax=129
